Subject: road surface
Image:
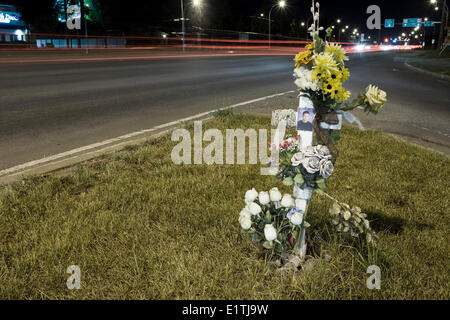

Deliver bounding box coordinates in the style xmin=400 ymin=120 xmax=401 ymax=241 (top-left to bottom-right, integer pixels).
xmin=0 ymin=50 xmax=449 ymax=171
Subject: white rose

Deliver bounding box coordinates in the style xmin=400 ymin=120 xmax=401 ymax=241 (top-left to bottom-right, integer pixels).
xmin=319 ymin=159 xmax=334 ymax=179
xmin=295 ymin=199 xmax=307 ymax=212
xmin=239 ymin=208 xmax=252 ymax=220
xmin=269 ymin=187 xmax=282 ymax=202
xmin=281 ymin=194 xmax=295 ymax=208
xmin=240 ymin=217 xmax=252 ymax=230
xmin=343 ymin=210 xmax=351 ymax=221
xmin=365 ymin=85 xmax=387 ymax=112
xmin=248 ymin=202 xmax=262 ymax=216
xmin=245 ymin=188 xmax=258 ymax=203
xmin=303 ymin=156 xmax=321 ymax=174
xmin=302 ymin=145 xmax=316 ymax=157
xmin=264 ymin=224 xmax=277 ymax=241
xmin=291 ymin=152 xmax=305 ymax=167
xmin=314 ymin=145 xmax=332 ymax=159
xmin=258 ymin=191 xmax=270 ymax=205
xmin=290 ymin=212 xmax=304 ymax=226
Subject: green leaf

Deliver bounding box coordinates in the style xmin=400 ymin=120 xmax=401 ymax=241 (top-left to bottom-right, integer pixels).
xmin=250 ymin=232 xmax=260 ymax=243
xmin=316 ymin=178 xmax=326 ymax=191
xmin=330 ymin=130 xmax=341 ymax=143
xmin=265 ymin=211 xmax=272 ymax=223
xmin=283 ymin=177 xmax=294 ymax=186
xmin=294 ymin=174 xmax=304 ymax=184
xmin=263 ymin=241 xmax=274 ymax=250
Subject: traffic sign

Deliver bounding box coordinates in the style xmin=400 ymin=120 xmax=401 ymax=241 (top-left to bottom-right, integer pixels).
xmin=402 ymin=18 xmax=422 ymax=27
xmin=384 ymin=19 xmax=395 ymax=28
xmin=424 ymin=21 xmax=435 ymax=27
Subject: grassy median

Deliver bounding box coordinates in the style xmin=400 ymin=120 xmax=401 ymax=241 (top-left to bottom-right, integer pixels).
xmin=0 ymin=113 xmax=449 ymax=299
xmin=408 ymin=49 xmax=450 ymax=77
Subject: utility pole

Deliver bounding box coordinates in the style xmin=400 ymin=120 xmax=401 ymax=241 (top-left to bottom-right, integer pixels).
xmin=181 ymin=0 xmax=185 ymax=51
xmin=438 ymin=0 xmax=448 ymax=49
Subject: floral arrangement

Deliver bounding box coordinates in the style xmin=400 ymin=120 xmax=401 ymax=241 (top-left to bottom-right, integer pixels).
xmin=293 ymin=28 xmax=387 ymax=117
xmin=276 ymin=144 xmax=333 ymax=190
xmin=293 ymin=0 xmax=388 ymax=156
xmin=326 ymin=194 xmax=376 ymax=245
xmin=239 ymin=1 xmax=384 ymax=264
xmin=239 ymin=188 xmax=309 ymax=254
xmin=270 ymin=135 xmax=301 ymax=153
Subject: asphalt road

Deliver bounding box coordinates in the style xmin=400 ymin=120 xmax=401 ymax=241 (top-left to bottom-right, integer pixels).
xmin=0 ymin=50 xmax=449 ymax=170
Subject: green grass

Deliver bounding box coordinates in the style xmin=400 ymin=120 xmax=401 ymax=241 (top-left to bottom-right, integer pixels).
xmin=409 ymin=49 xmax=450 ymax=77
xmin=0 ymin=114 xmax=449 ymax=299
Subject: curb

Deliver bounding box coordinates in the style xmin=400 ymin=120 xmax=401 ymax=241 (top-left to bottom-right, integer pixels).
xmin=404 ymin=61 xmax=450 ymax=81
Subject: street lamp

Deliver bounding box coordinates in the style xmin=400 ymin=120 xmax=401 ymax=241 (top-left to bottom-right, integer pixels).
xmin=180 ymin=0 xmax=203 ymax=51
xmin=269 ymin=1 xmax=287 ymax=47
xmin=337 ymin=19 xmax=342 ymax=42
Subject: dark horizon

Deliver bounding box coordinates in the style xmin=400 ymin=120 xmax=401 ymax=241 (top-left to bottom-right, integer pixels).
xmin=0 ymin=0 xmax=444 ymax=40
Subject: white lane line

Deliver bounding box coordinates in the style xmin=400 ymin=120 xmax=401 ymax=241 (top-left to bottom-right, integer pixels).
xmin=0 ymin=90 xmax=295 ymax=177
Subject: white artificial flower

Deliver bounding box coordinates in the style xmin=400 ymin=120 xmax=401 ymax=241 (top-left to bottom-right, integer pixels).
xmin=314 ymin=145 xmax=332 ymax=159
xmin=303 ymin=156 xmax=321 ymax=174
xmin=295 ymin=199 xmax=307 ymax=212
xmin=269 ymin=187 xmax=282 ymax=202
xmin=264 ymin=224 xmax=277 ymax=241
xmin=290 ymin=212 xmax=304 ymax=226
xmin=240 ymin=217 xmax=252 ymax=230
xmin=258 ymin=191 xmax=270 ymax=205
xmin=343 ymin=210 xmax=351 ymax=221
xmin=365 ymin=85 xmax=387 ymax=112
xmin=319 ymin=159 xmax=334 ymax=179
xmin=248 ymin=202 xmax=262 ymax=216
xmin=245 ymin=188 xmax=258 ymax=203
xmin=281 ymin=194 xmax=295 ymax=208
xmin=239 ymin=208 xmax=252 ymax=220
xmin=291 ymin=152 xmax=305 ymax=166
xmin=302 ymin=145 xmax=316 ymax=157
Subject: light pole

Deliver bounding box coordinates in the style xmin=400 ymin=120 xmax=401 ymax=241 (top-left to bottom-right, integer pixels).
xmin=337 ymin=19 xmax=342 ymax=42
xmin=181 ymin=0 xmax=185 ymax=51
xmin=438 ymin=0 xmax=449 ymax=49
xmin=430 ymin=0 xmax=449 ymax=49
xmin=181 ymin=0 xmax=202 ymax=51
xmin=269 ymin=1 xmax=286 ymax=47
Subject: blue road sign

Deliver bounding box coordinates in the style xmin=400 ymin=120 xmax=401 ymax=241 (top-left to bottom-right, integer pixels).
xmin=402 ymin=18 xmax=422 ymax=27
xmin=424 ymin=21 xmax=435 ymax=27
xmin=384 ymin=19 xmax=395 ymax=28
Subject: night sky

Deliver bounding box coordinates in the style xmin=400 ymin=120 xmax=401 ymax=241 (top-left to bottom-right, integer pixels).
xmin=2 ymin=0 xmax=443 ymax=39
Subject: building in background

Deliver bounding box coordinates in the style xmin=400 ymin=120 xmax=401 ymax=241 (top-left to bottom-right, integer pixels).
xmin=0 ymin=4 xmax=27 ymax=42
